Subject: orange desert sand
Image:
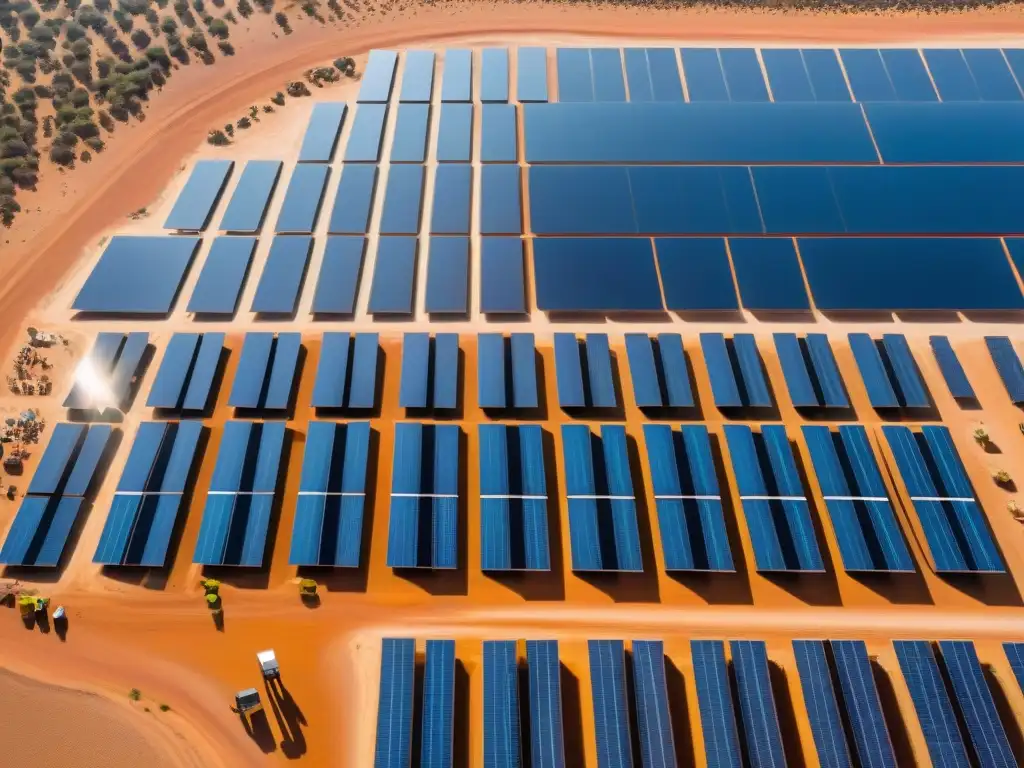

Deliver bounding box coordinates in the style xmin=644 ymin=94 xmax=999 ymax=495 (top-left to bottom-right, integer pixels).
xmin=4 ymin=4 xmax=1024 ymax=767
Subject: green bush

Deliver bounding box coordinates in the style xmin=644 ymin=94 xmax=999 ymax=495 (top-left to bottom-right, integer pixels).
xmin=1 ymin=139 xmax=31 ymax=157
xmin=0 ymin=176 xmax=14 ymax=195
xmin=160 ymin=16 xmax=177 ymax=33
xmin=208 ymin=18 xmax=228 ymax=38
xmin=55 ymin=131 xmax=79 ymax=146
xmin=85 ymin=135 xmax=103 ymax=150
xmin=0 ymin=194 xmax=22 ymax=227
xmin=20 ymin=8 xmax=40 ymax=28
xmin=49 ymin=143 xmax=74 ymax=165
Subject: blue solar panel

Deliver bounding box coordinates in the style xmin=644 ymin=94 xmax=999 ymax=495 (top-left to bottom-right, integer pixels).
xmin=700 ymin=333 xmax=741 ymax=408
xmin=720 ymin=47 xmax=768 ymax=101
xmin=482 ymin=104 xmax=517 ymax=162
xmin=938 ymin=640 xmax=1015 ymax=767
xmin=420 ymin=639 xmax=455 ymax=768
xmin=298 ymin=103 xmax=347 ymax=162
xmin=510 ymin=334 xmax=538 ymax=408
xmin=373 ymin=638 xmax=415 ymax=768
xmin=433 ymin=334 xmax=459 ymax=410
xmin=588 ymin=640 xmax=633 ymax=768
xmin=805 ymin=335 xmax=847 ymax=408
xmin=219 ymin=160 xmax=282 ymax=232
xmin=963 ymin=48 xmax=1020 ymax=100
xmin=481 ymin=237 xmax=525 ymax=314
xmin=646 ymin=49 xmax=683 ymax=101
xmin=436 ymin=103 xmax=472 ymax=162
xmin=585 ymin=334 xmax=616 ymax=408
xmin=312 ymin=236 xmax=364 ymax=315
xmin=164 ymin=159 xmax=233 ymax=231
xmin=732 ymin=334 xmax=771 ymax=407
xmin=400 ymin=50 xmax=435 ymax=102
xmin=73 ymin=236 xmax=200 ymax=314
xmin=829 ymin=641 xmax=897 ymax=768
xmin=730 ymin=238 xmax=809 ymax=311
xmin=1004 ymin=642 xmax=1024 ymax=695
xmin=369 ymin=237 xmax=417 ymax=314
xmin=894 ymin=641 xmax=972 ymax=768
xmin=591 ymin=48 xmax=626 ymax=102
xmin=643 ymin=424 xmax=732 ymax=572
xmin=359 ymin=49 xmax=398 ymax=102
xmin=986 ymin=336 xmax=1024 ymax=404
xmin=849 ymin=334 xmax=899 ymax=409
xmin=0 ymin=495 xmax=88 ymax=567
xmin=554 ymin=334 xmax=585 ymax=408
xmin=793 ymin=641 xmax=853 ymax=768
xmin=399 ymin=333 xmax=431 ymax=409
xmin=524 ymin=102 xmax=876 ymax=163
xmin=328 ymin=164 xmax=378 ymax=234
xmin=534 ymin=238 xmax=663 ymax=312
xmin=27 ymin=423 xmax=85 ymax=495
xmin=63 ymin=425 xmax=113 ymax=497
xmin=275 ymin=164 xmax=329 ymax=233
xmin=802 ymin=48 xmax=852 ymax=100
xmin=773 ymin=334 xmax=816 ymax=408
xmin=730 ymin=640 xmax=786 ymax=768
xmin=477 ymin=334 xmax=506 ymax=409
xmin=148 ymin=333 xmax=196 ymax=409
xmin=840 ymin=48 xmax=896 ymax=101
xmin=691 ymin=640 xmax=742 ymax=768
xmin=345 ymin=104 xmax=388 ymax=162
xmin=881 ymin=334 xmax=929 ymax=408
xmin=108 ymin=332 xmax=149 ymax=405
xmin=425 ymin=237 xmax=469 ymax=314
xmin=518 ymin=46 xmax=549 ymax=102
xmin=924 ymin=48 xmax=978 ymax=101
xmin=251 ymin=235 xmax=312 ymax=314
xmin=481 ymin=48 xmax=510 ymax=102
xmin=930 ymin=336 xmax=975 ymax=400
xmin=262 ymin=333 xmax=300 ymax=410
xmin=655 ymin=335 xmax=692 ymax=408
xmin=656 ymin=238 xmax=739 ymax=311
xmin=349 ymin=334 xmax=379 ymax=409
xmin=626 ymin=335 xmax=662 ymax=408
xmin=481 ymin=165 xmax=521 ymax=235
xmin=625 ymin=48 xmax=654 ymax=102
xmin=64 ymin=332 xmax=124 ymax=408
xmin=441 ymin=49 xmax=472 ymax=102
xmin=558 ymin=48 xmax=593 ymax=102
xmin=483 ymin=640 xmax=520 ymax=768
xmin=802 ymin=425 xmax=913 ymax=573
xmin=526 ymin=640 xmax=566 ymax=768
xmin=311 ymin=333 xmax=351 ymax=408
xmin=681 ymin=48 xmax=728 ymax=101
xmin=431 ymin=164 xmax=471 ymax=235
xmin=182 ymin=332 xmax=223 ymax=412
xmin=631 ymin=640 xmax=675 ymax=768
xmin=380 ymin=164 xmax=424 ymax=234
xmin=228 ymin=333 xmax=274 ymax=408
xmin=390 ymin=104 xmax=430 ymax=163
xmin=762 ymin=49 xmax=814 ymax=101
xmin=883 ymin=49 xmax=937 ymax=101
xmin=187 ymin=236 xmax=256 ymax=315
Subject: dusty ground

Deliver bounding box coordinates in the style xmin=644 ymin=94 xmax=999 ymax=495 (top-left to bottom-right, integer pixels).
xmin=3 ymin=8 xmax=1024 ymax=767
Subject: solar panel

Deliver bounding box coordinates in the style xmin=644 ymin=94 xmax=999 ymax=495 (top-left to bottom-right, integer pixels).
xmin=557 ymin=48 xmax=593 ymax=102
xmin=349 ymin=333 xmax=380 ymax=409
xmin=802 ymin=48 xmax=852 ymax=100
xmin=732 ymin=334 xmax=771 ymax=407
xmin=433 ymin=334 xmax=459 ymax=410
xmin=345 ymin=104 xmax=388 ymax=162
xmin=421 ymin=639 xmax=456 ymax=768
xmin=482 ymin=104 xmax=517 ymax=162
xmin=592 ymin=48 xmax=626 ymax=102
xmin=400 ymin=50 xmax=435 ymax=103
xmin=219 ymin=161 xmax=282 ymax=233
xmin=262 ymin=333 xmax=301 ymax=410
xmin=1004 ymin=642 xmax=1024 ymax=696
xmin=329 ymin=165 xmax=378 ymax=234
xmin=478 ymin=334 xmax=507 ymax=409
xmin=480 ymin=165 xmax=522 ymax=234
xmin=882 ymin=48 xmax=937 ymax=101
xmin=0 ymin=496 xmax=85 ymax=567
xmin=426 ymin=237 xmax=469 ymax=314
xmin=298 ymin=103 xmax=347 ymax=162
xmin=64 ymin=332 xmax=125 ymax=409
xmin=642 ymin=424 xmax=733 ymax=572
xmin=228 ymin=333 xmax=274 ymax=408
xmin=148 ymin=334 xmax=204 ymax=409
xmin=390 ymin=103 xmax=430 ymax=163
xmin=380 ymin=164 xmax=425 ymax=234
xmin=924 ymin=49 xmax=978 ymax=101
xmin=656 ymin=238 xmax=739 ymax=311
xmin=164 ymin=159 xmax=233 ymax=231
xmin=849 ymin=334 xmax=899 ymax=409
xmin=805 ymin=334 xmax=848 ymax=408
xmin=108 ymin=332 xmax=149 ymax=405
xmin=626 ymin=48 xmax=655 ymax=102
xmin=533 ymin=238 xmax=663 ymax=312
xmin=399 ymin=333 xmax=430 ymax=408
xmin=690 ymin=640 xmax=742 ymax=768
xmin=441 ymin=49 xmax=472 ymax=102
xmin=554 ymin=334 xmax=585 ymax=408
xmin=773 ymin=333 xmax=817 ymax=408
xmin=632 ymin=640 xmax=676 ymax=768
xmin=511 ymin=334 xmax=538 ymax=408
xmin=802 ymin=425 xmax=913 ymax=573
xmin=881 ymin=334 xmax=929 ymax=408
xmin=841 ymin=48 xmax=896 ymax=102
xmin=275 ymin=164 xmax=329 ymax=233
xmin=626 ymin=334 xmax=662 ymax=408
xmin=483 ymin=640 xmax=521 ymax=768
xmin=700 ymin=333 xmax=741 ymax=408
xmin=73 ymin=236 xmax=200 ymax=315
xmin=181 ymin=333 xmax=224 ymax=412
xmin=313 ymin=236 xmax=364 ymax=315
xmin=518 ymin=46 xmax=549 ymax=102
xmin=63 ymin=425 xmax=114 ymax=497
xmin=730 ymin=238 xmax=810 ymax=311
xmin=527 ymin=640 xmax=566 ymax=768
xmin=251 ymin=235 xmax=313 ymax=314
xmin=894 ymin=641 xmax=972 ymax=768
xmin=359 ymin=49 xmax=398 ymax=102
xmin=585 ymin=334 xmax=617 ymax=408
xmin=829 ymin=640 xmax=896 ymax=768
xmin=930 ymin=336 xmax=975 ymax=400
xmin=187 ymin=236 xmax=256 ymax=315
xmin=481 ymin=237 xmax=526 ymax=314
xmin=720 ymin=47 xmax=769 ymax=101
xmin=762 ymin=49 xmax=814 ymax=102
xmin=588 ymin=640 xmax=633 ymax=768
xmin=986 ymin=336 xmax=1024 ymax=403
xmin=681 ymin=48 xmax=729 ymax=101
xmin=793 ymin=641 xmax=853 ymax=768
xmin=481 ymin=47 xmax=510 ymax=102
xmin=430 ymin=165 xmax=471 ymax=234
xmin=28 ymin=424 xmax=85 ymax=495
xmin=368 ymin=237 xmax=417 ymax=315
xmin=730 ymin=640 xmax=786 ymax=768
xmin=436 ymin=103 xmax=472 ymax=161
xmin=373 ymin=638 xmax=415 ymax=768
xmin=312 ymin=333 xmax=351 ymax=408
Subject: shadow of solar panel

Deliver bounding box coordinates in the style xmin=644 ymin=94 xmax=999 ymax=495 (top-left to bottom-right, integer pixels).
xmin=187 ymin=237 xmax=257 ymax=315
xmin=345 ymin=104 xmax=388 ymax=162
xmin=426 ymin=238 xmax=469 ymax=314
xmin=164 ymin=159 xmax=233 ymax=231
xmin=275 ymin=164 xmax=329 ymax=234
xmin=924 ymin=49 xmax=979 ymax=101
xmin=840 ymin=49 xmax=896 ymax=101
xmin=400 ymin=50 xmax=435 ymax=102
xmin=534 ymin=238 xmax=662 ymax=312
xmin=329 ymin=164 xmax=378 ymax=234
xmin=587 ymin=640 xmax=632 ymax=768
xmin=985 ymin=336 xmax=1024 ymax=403
xmin=374 ymin=638 xmax=415 ymax=768
xmin=730 ymin=238 xmax=809 ymax=311
xmin=441 ymin=48 xmax=472 ymax=102
xmin=250 ymin=235 xmax=313 ymax=314
xmin=313 ymin=236 xmax=365 ymax=315
xmin=523 ymin=103 xmax=877 ymax=163
xmin=481 ymin=47 xmax=510 ymax=102
xmin=681 ymin=48 xmax=728 ymax=101
xmin=431 ymin=164 xmax=472 ymax=235
xmin=518 ymin=46 xmax=549 ymax=102
xmin=880 ymin=49 xmax=937 ymax=101
xmin=358 ymin=49 xmax=398 ymax=102
xmin=298 ymin=103 xmax=347 ymax=162
xmin=369 ymin=237 xmax=417 ymax=314
xmin=481 ymin=104 xmax=518 ymax=162
xmin=591 ymin=48 xmax=626 ymax=102
xmin=480 ymin=237 xmax=526 ymax=314
xmin=930 ymin=336 xmax=975 ymax=400
xmin=655 ymin=238 xmax=738 ymax=311
xmin=803 ymin=48 xmax=852 ymax=101
xmin=219 ymin=160 xmax=282 ymax=233
xmin=390 ymin=104 xmax=430 ymax=163
xmin=720 ymin=48 xmax=769 ymax=101
xmin=762 ymin=49 xmax=814 ymax=102
xmin=868 ymin=103 xmax=1024 ymax=163
xmin=436 ymin=103 xmax=473 ymax=161
xmin=380 ymin=165 xmax=425 ymax=234
xmin=800 ymin=238 xmax=1024 ymax=311
xmin=73 ymin=236 xmax=200 ymax=315
xmin=481 ymin=165 xmax=522 ymax=234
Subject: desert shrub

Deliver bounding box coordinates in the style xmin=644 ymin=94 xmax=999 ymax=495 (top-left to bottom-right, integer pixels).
xmin=216 ymin=41 xmax=232 ymax=55
xmin=74 ymin=9 xmax=103 ymax=32
xmin=131 ymin=29 xmax=150 ymax=49
xmin=0 ymin=139 xmax=30 ymax=157
xmin=49 ymin=143 xmax=74 ymax=164
xmin=28 ymin=26 xmax=56 ymax=44
xmin=71 ymin=39 xmax=91 ymax=59
xmin=84 ymin=136 xmax=103 ymax=151
xmin=10 ymin=164 xmax=37 ymax=187
xmin=187 ymin=30 xmax=207 ymax=51
xmin=145 ymin=47 xmax=169 ymax=66
xmin=0 ymin=176 xmax=13 ymax=195
xmin=15 ymin=60 xmax=36 ymax=79
xmin=98 ymin=110 xmax=114 ymax=130
xmin=236 ymin=116 xmax=250 ymax=128
xmin=160 ymin=16 xmax=177 ymax=33
xmin=113 ymin=11 xmax=133 ymax=32
xmin=273 ymin=11 xmax=287 ymax=29
xmin=69 ymin=88 xmax=90 ymax=107
xmin=270 ymin=91 xmax=284 ymax=106
xmin=236 ymin=0 xmax=251 ymax=16
xmin=61 ymin=53 xmax=76 ymax=67
xmin=206 ymin=128 xmax=227 ymax=145
xmin=69 ymin=120 xmax=99 ymax=138
xmin=0 ymin=195 xmax=22 ymax=227
xmin=70 ymin=60 xmax=93 ymax=83
xmin=96 ymin=57 xmax=114 ymax=77
xmin=80 ymin=149 xmax=91 ymax=162
xmin=20 ymin=8 xmax=40 ymax=28
xmin=334 ymin=57 xmax=355 ymax=76
xmin=207 ymin=18 xmax=227 ymax=38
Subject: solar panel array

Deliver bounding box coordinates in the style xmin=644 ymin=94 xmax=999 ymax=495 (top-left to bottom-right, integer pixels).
xmin=147 ymin=332 xmax=225 ymax=412
xmin=311 ymin=332 xmax=380 ymax=410
xmin=478 ymin=333 xmax=539 ymax=410
xmin=227 ymin=332 xmax=302 ymax=410
xmin=849 ymin=334 xmax=931 ymax=410
xmin=554 ymin=333 xmax=618 ymax=410
xmin=399 ymin=333 xmax=459 ymax=410
xmin=64 ymin=331 xmax=150 ymax=412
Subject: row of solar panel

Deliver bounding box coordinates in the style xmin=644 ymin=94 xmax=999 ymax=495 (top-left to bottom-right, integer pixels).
xmin=555 ymin=46 xmax=1024 ymax=105
xmin=0 ymin=413 xmax=998 ymax=576
xmin=531 ymin=237 xmax=1024 ymax=313
xmin=376 ymin=637 xmax=1024 ymax=768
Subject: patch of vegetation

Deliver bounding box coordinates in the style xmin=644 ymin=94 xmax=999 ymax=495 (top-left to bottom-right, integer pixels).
xmin=129 ymin=688 xmax=142 ymax=701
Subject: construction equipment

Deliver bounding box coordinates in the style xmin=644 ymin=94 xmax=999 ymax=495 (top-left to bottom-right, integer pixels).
xmin=257 ymin=650 xmax=280 ymax=680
